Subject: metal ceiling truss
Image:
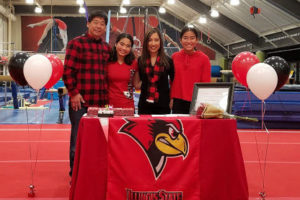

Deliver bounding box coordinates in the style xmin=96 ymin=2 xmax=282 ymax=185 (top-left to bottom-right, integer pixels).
xmin=228 ymin=27 xmax=300 ymax=55
xmin=265 ymin=0 xmax=300 ymax=20
xmin=221 ymin=2 xmax=277 ymax=48
xmin=178 ymin=0 xmax=260 ymax=46
xmin=242 ymin=0 xmax=299 ymax=45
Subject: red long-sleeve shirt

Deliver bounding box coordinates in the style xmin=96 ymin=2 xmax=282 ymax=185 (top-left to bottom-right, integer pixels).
xmin=171 ymin=50 xmax=211 ymax=101
xmin=107 ymin=61 xmax=137 ymax=108
xmin=63 ymin=33 xmax=111 ymax=107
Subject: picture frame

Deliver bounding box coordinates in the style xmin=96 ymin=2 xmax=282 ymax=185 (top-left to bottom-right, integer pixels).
xmin=189 ymin=82 xmax=235 ymax=115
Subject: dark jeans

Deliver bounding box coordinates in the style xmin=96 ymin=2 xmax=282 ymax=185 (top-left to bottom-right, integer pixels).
xmin=172 ymin=98 xmax=191 ymax=114
xmin=69 ymin=105 xmax=87 ymax=176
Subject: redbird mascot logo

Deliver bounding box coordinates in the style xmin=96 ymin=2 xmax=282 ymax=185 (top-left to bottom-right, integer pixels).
xmin=118 ymin=118 xmax=189 ymax=179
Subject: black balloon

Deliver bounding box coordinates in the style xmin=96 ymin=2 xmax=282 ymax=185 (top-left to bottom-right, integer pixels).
xmin=264 ymin=56 xmax=290 ymax=91
xmin=8 ymin=52 xmax=30 ymax=86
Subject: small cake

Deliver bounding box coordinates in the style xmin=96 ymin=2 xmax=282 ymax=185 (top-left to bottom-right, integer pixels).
xmin=98 ymin=107 xmax=114 ymax=117
xmin=87 ymin=107 xmax=99 ymax=117
xmin=113 ymin=108 xmax=134 ymax=116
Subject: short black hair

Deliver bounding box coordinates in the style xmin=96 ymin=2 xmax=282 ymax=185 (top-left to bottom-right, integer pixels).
xmin=88 ymin=10 xmax=108 ymax=25
xmin=180 ymin=26 xmax=199 ymax=39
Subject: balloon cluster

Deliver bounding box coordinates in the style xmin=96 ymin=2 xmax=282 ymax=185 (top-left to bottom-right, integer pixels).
xmin=8 ymin=53 xmax=64 ymax=90
xmin=232 ymin=52 xmax=290 ymax=101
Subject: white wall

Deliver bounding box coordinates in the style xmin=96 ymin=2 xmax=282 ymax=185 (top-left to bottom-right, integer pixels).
xmin=0 ymin=13 xmax=8 ymax=55
xmin=11 ymin=15 xmax=21 ymax=51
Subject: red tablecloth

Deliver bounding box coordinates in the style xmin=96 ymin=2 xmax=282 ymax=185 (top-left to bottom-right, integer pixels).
xmin=70 ymin=116 xmax=248 ymax=200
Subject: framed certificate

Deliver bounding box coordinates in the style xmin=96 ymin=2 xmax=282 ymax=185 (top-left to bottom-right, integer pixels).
xmin=189 ymin=82 xmax=235 ymax=114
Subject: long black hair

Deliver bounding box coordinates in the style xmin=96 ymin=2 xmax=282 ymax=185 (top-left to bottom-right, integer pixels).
xmin=109 ymin=33 xmax=135 ymax=65
xmin=139 ymin=28 xmax=170 ymax=71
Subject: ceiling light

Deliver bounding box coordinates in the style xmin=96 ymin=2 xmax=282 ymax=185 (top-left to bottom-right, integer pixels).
xmin=25 ymin=0 xmax=34 ymax=4
xmin=198 ymin=16 xmax=207 ymax=24
xmin=79 ymin=7 xmax=85 ymax=14
xmin=187 ymin=24 xmax=194 ymax=28
xmin=230 ymin=0 xmax=240 ymax=6
xmin=158 ymin=7 xmax=166 ymax=14
xmin=167 ymin=0 xmax=175 ymax=5
xmin=210 ymin=8 xmax=219 ymax=17
xmin=123 ymin=0 xmax=130 ymax=5
xmin=120 ymin=7 xmax=127 ymax=14
xmin=76 ymin=0 xmax=84 ymax=5
xmin=34 ymin=6 xmax=42 ymax=13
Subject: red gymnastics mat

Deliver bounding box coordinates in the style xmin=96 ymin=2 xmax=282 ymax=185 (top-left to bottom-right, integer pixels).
xmin=239 ymin=129 xmax=300 ymax=200
xmin=0 ymin=125 xmax=300 ymax=199
xmin=0 ymin=124 xmax=70 ymax=199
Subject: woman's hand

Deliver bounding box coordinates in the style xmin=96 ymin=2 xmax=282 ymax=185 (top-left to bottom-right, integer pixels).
xmin=133 ymin=72 xmax=142 ymax=90
xmin=169 ymin=98 xmax=173 ymax=110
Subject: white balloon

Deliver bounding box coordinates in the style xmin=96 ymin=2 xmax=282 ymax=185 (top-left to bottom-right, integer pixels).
xmin=246 ymin=63 xmax=278 ymax=100
xmin=23 ymin=54 xmax=52 ymax=90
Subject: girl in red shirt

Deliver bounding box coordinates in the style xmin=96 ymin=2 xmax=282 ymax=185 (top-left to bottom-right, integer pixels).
xmin=171 ymin=26 xmax=211 ymax=114
xmin=108 ymin=33 xmax=137 ymax=109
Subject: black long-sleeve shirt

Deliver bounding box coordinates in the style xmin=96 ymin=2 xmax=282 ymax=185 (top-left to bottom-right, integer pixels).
xmin=138 ymin=57 xmax=174 ymax=114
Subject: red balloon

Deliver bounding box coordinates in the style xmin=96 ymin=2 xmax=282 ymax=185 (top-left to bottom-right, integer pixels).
xmin=44 ymin=54 xmax=64 ymax=89
xmin=232 ymin=51 xmax=260 ymax=87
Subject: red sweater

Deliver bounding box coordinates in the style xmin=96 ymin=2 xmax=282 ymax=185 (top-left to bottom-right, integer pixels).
xmin=108 ymin=61 xmax=137 ymax=108
xmin=171 ymin=50 xmax=211 ymax=101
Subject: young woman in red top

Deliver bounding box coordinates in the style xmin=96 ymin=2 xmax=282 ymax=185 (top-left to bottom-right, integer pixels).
xmin=108 ymin=33 xmax=137 ymax=108
xmin=171 ymin=26 xmax=211 ymax=114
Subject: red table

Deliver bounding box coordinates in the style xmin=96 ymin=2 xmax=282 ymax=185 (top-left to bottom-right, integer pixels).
xmin=70 ymin=116 xmax=248 ymax=200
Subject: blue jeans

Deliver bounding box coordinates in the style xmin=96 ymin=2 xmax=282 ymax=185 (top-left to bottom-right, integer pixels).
xmin=69 ymin=105 xmax=87 ymax=176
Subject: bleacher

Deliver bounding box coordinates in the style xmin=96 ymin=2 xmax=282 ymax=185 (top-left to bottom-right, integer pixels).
xmin=232 ymin=85 xmax=300 ymax=129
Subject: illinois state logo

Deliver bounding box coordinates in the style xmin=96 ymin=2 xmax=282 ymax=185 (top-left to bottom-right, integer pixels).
xmin=126 ymin=189 xmax=183 ymax=200
xmin=118 ymin=118 xmax=189 ymax=179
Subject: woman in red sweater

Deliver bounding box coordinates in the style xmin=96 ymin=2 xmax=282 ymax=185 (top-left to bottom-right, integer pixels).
xmin=171 ymin=26 xmax=211 ymax=114
xmin=108 ymin=33 xmax=137 ymax=109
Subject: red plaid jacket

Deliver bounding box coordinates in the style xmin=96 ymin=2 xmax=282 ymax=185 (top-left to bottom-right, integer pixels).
xmin=63 ymin=33 xmax=111 ymax=107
